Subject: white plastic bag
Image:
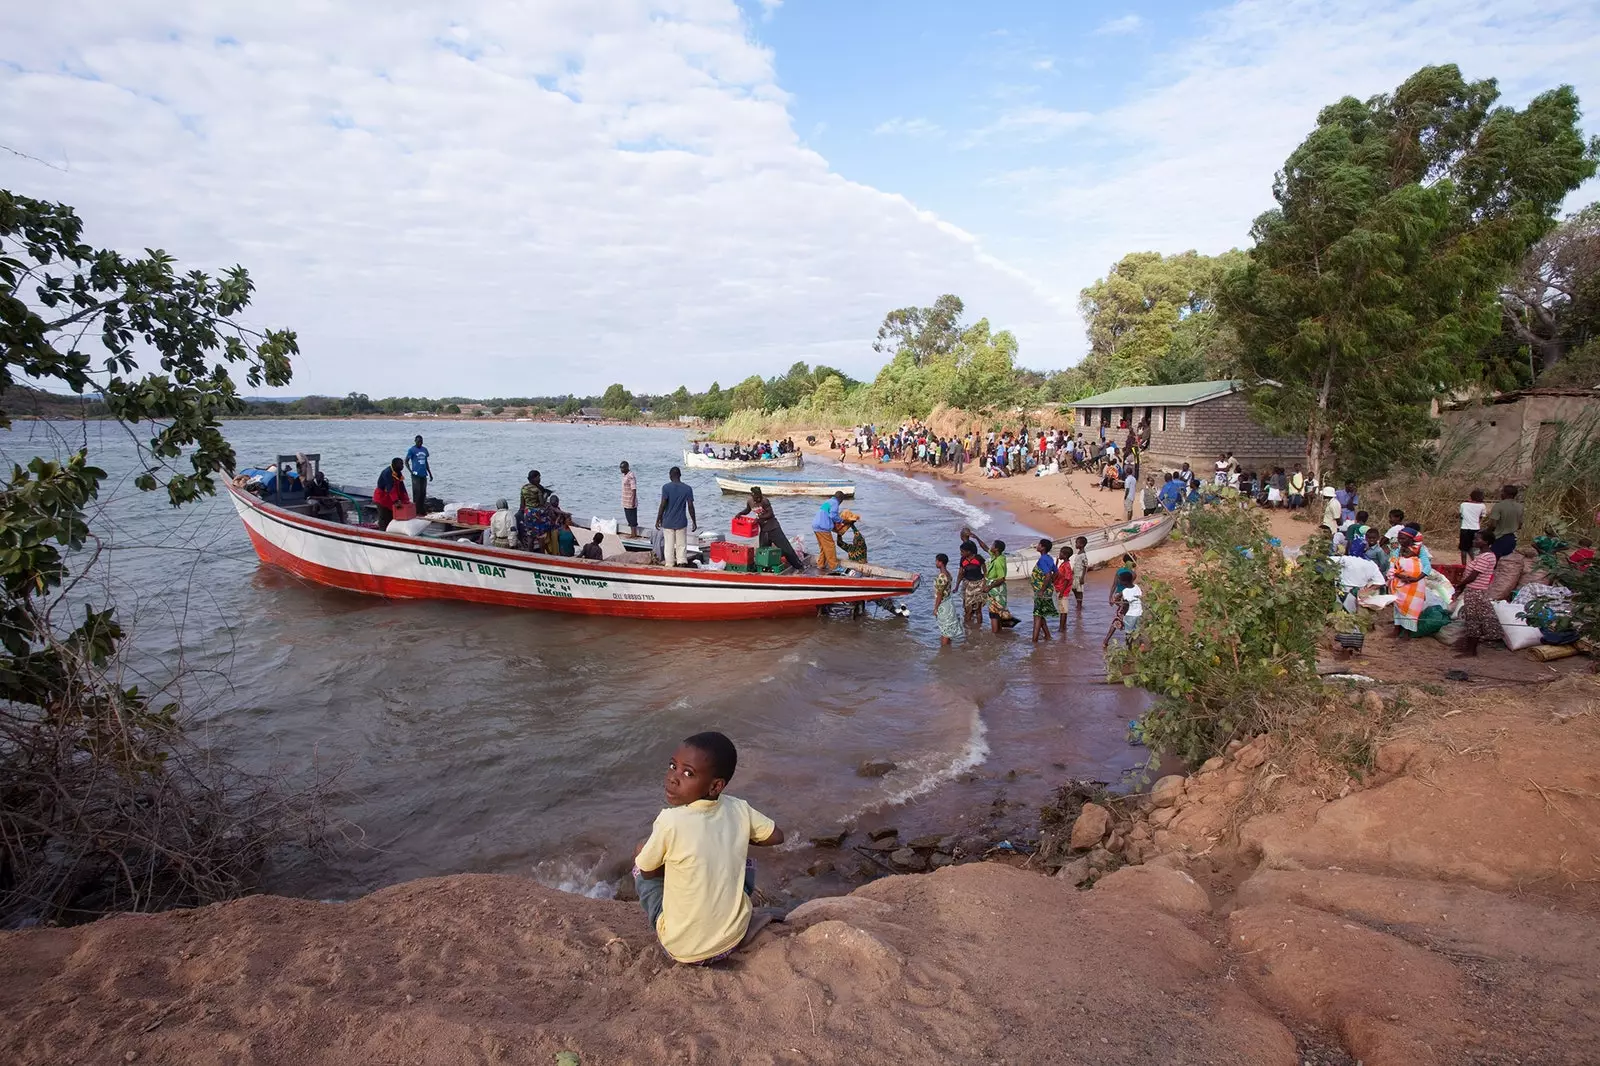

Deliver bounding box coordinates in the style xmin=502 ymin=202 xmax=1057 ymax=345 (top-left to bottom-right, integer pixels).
xmin=385 ymin=517 xmax=432 ymax=537
xmin=591 ymin=517 xmax=619 ymax=535
xmin=1493 ymin=600 xmax=1542 ymax=651
xmin=442 ymin=502 xmax=464 ymax=519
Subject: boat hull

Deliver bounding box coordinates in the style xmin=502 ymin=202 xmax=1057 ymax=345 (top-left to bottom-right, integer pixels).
xmin=715 ymin=476 xmax=855 ymax=497
xmin=682 ymin=451 xmax=803 ymax=471
xmin=230 ymin=487 xmax=917 ymax=621
xmin=1005 ymin=515 xmax=1176 ymax=580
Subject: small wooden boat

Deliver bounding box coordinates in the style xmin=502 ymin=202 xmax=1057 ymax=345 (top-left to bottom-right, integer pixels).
xmin=229 ymin=456 xmax=916 ymax=621
xmin=682 ymin=450 xmax=803 ymax=471
xmin=714 ymin=476 xmax=855 ymax=497
xmin=1003 ymin=514 xmax=1176 ymax=580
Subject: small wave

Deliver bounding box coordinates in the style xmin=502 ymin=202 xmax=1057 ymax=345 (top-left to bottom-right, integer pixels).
xmin=837 ymin=697 xmax=991 ymax=824
xmin=531 ymin=857 xmax=617 ymax=899
xmin=851 ymin=464 xmax=990 ymax=529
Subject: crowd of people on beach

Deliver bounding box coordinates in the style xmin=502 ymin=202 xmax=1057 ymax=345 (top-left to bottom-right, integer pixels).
xmin=1317 ymin=480 xmax=1589 ymax=657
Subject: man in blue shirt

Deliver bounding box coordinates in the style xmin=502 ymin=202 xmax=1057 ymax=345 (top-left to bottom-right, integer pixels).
xmin=655 ymin=466 xmax=697 ymax=566
xmin=405 ymin=435 xmax=431 ymax=512
xmin=812 ymin=492 xmax=845 ymax=572
xmin=1157 ymin=473 xmax=1183 ymax=512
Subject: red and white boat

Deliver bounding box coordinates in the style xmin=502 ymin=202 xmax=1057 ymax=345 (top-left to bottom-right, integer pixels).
xmin=228 ymin=479 xmax=920 ymax=622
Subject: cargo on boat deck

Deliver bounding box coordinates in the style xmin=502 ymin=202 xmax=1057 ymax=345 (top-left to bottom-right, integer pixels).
xmin=730 ymin=515 xmax=760 ymax=538
xmin=755 ymin=545 xmax=784 ymax=573
xmin=709 ymin=542 xmax=755 ymax=568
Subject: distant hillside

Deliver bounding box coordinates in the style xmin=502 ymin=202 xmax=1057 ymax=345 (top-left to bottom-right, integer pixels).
xmin=2 ymin=386 xmax=109 ymax=420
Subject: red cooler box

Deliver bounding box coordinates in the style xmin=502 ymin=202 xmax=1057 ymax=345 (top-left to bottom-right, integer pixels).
xmin=730 ymin=515 xmax=760 ymax=538
xmin=710 ymin=541 xmax=755 ymax=568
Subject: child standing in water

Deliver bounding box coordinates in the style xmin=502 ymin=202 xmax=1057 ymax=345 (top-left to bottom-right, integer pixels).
xmin=634 ymin=732 xmax=785 ymax=964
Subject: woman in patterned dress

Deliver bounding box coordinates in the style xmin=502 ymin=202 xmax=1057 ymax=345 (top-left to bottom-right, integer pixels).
xmin=933 ymin=553 xmax=962 ymax=647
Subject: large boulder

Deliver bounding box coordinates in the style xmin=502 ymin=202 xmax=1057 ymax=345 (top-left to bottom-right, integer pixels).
xmin=1069 ymin=802 xmax=1111 ymax=850
xmin=1151 ymin=774 xmax=1187 ymax=808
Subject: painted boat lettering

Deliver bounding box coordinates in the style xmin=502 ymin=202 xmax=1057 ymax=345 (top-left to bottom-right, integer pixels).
xmin=417 ymin=553 xmax=506 ymax=580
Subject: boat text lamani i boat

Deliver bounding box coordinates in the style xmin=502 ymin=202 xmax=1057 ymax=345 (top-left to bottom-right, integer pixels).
xmin=229 ymin=454 xmax=916 ymax=621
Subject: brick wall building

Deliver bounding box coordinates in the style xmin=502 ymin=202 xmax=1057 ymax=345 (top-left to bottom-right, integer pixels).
xmin=1071 ymin=380 xmax=1306 ymax=473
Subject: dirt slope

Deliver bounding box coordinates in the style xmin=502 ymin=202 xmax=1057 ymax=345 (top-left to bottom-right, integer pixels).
xmin=3 ymin=680 xmax=1597 ymax=1066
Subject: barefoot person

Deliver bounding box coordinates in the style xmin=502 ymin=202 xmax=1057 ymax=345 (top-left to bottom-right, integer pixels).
xmin=1030 ymin=538 xmax=1057 ymax=643
xmin=932 ymin=553 xmax=961 ymax=647
xmin=965 ymin=530 xmax=1018 ymax=633
xmin=1053 ymin=545 xmax=1075 ymax=634
xmin=957 ymin=539 xmax=988 ymax=628
xmin=619 ymin=461 xmax=639 ymax=536
xmin=1071 ymin=535 xmax=1089 ymax=612
xmin=405 ymin=435 xmax=431 ymax=511
xmin=655 ymin=467 xmax=697 ymax=567
xmin=633 ymin=732 xmax=786 ymax=965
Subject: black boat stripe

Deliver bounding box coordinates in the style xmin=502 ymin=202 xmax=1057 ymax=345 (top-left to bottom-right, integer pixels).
xmin=241 ymin=497 xmax=912 ymax=595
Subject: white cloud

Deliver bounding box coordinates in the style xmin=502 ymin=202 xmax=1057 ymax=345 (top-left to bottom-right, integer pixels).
xmin=1094 ymin=14 xmax=1145 ymax=36
xmin=0 ymin=1 xmax=1073 ymax=395
xmin=964 ymin=106 xmax=1093 ymax=146
xmin=873 ymin=116 xmax=944 ymax=138
xmin=991 ymin=0 xmax=1600 ymax=354
xmin=758 ymin=0 xmax=783 ymax=17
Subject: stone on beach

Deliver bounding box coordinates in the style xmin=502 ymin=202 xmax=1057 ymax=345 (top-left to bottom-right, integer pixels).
xmin=1150 ymin=775 xmax=1186 ymax=808
xmin=809 ymin=829 xmax=847 ymax=848
xmin=1069 ymin=802 xmax=1111 ymax=850
xmin=866 ymin=826 xmax=899 ymax=841
xmin=857 ymin=759 xmax=897 ymax=778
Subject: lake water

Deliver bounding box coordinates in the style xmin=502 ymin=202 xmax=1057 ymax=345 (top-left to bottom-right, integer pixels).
xmin=2 ymin=419 xmax=1150 ymax=899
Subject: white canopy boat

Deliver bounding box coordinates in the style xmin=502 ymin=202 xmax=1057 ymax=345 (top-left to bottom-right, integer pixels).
xmin=681 ymin=450 xmax=803 ymax=471
xmin=1002 ymin=514 xmax=1176 ymax=580
xmin=715 ymin=476 xmax=855 ymax=497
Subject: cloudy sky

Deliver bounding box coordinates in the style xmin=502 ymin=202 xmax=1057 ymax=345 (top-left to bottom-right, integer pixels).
xmin=2 ymin=0 xmax=1597 ymax=397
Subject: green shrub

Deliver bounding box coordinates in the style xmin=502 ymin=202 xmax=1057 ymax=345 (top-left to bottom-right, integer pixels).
xmin=1109 ymin=502 xmax=1337 ymax=767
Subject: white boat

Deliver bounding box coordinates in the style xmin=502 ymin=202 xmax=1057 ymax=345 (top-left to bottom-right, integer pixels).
xmin=1002 ymin=514 xmax=1176 ymax=580
xmin=715 ymin=476 xmax=855 ymax=497
xmin=231 ymin=484 xmax=918 ymax=621
xmin=682 ymin=450 xmax=803 ymax=471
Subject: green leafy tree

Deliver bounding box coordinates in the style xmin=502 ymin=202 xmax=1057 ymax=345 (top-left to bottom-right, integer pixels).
xmin=555 ymin=396 xmax=581 ymax=416
xmin=0 ymin=190 xmax=319 ymax=923
xmin=728 ymin=374 xmax=766 ymax=412
xmin=810 ymin=373 xmax=847 ymax=411
xmin=444 ymin=402 xmax=462 ymax=414
xmin=1075 ymin=250 xmax=1247 ymax=394
xmin=696 ymin=382 xmax=731 ymax=420
xmin=873 ymin=294 xmax=965 ymax=365
xmin=1222 ymin=64 xmax=1599 ymax=480
xmin=600 ymin=383 xmax=633 ymax=410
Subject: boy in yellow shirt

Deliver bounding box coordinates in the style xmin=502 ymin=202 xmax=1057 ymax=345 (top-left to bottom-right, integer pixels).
xmin=633 ymin=732 xmax=785 ymax=963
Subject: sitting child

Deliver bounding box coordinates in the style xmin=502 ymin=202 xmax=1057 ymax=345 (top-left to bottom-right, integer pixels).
xmin=579 ymin=531 xmax=605 ymax=560
xmin=634 ymin=731 xmax=785 ymax=964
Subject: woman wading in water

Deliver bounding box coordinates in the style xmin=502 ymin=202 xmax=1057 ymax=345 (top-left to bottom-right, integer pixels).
xmin=932 ymin=553 xmax=962 ymax=647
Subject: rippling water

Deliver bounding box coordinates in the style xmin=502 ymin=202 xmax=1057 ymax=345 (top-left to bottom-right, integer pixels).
xmin=2 ymin=419 xmax=1150 ymax=898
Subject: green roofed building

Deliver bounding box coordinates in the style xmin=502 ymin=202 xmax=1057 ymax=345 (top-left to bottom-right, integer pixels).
xmin=1071 ymin=379 xmax=1306 ymax=474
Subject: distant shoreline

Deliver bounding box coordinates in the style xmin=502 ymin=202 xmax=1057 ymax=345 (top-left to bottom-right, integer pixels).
xmin=10 ymin=414 xmax=698 ymax=429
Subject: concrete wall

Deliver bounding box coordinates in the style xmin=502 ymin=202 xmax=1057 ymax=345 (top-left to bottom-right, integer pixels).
xmin=1077 ymin=392 xmax=1306 ymax=473
xmin=1437 ymin=395 xmax=1600 ymax=480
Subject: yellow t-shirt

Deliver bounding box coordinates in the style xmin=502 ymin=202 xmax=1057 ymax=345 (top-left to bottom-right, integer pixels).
xmin=636 ymin=795 xmax=776 ymax=963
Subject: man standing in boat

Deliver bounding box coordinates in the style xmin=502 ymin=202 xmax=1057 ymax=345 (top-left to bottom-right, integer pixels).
xmin=735 ymin=487 xmax=803 ymax=572
xmin=620 ymin=461 xmax=639 ymax=536
xmin=405 ymin=435 xmax=431 ymax=512
xmin=811 ymin=492 xmax=846 ymax=573
xmin=656 ymin=467 xmax=697 ymax=567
